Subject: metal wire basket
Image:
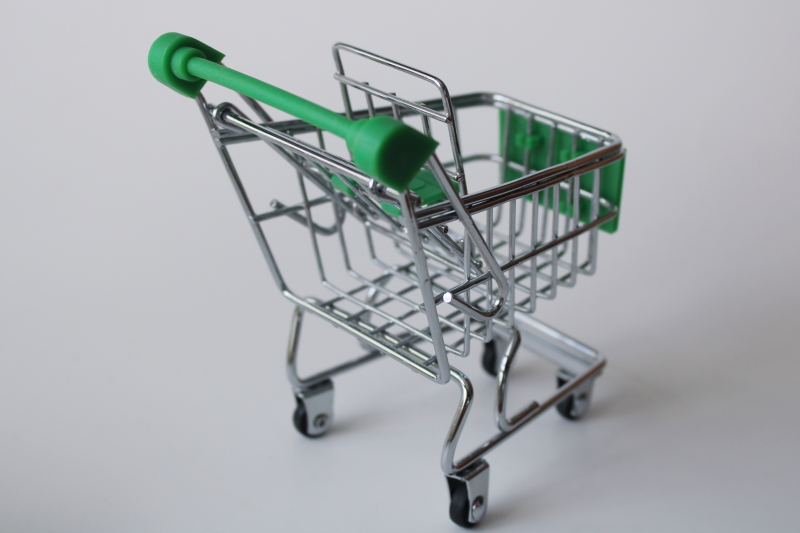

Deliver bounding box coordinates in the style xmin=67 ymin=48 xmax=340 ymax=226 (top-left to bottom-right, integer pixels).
xmin=149 ymin=32 xmax=626 ymax=527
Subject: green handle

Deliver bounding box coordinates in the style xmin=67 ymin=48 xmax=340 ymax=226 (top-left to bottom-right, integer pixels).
xmin=149 ymin=32 xmax=437 ymax=192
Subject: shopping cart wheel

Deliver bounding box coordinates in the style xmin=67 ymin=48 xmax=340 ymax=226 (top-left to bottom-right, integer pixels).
xmin=555 ymin=370 xmax=594 ymax=421
xmin=449 ymin=482 xmax=475 ymax=528
xmin=481 ymin=340 xmax=498 ymax=376
xmin=292 ymin=379 xmax=334 ymax=437
xmin=447 ymin=460 xmax=490 ymax=528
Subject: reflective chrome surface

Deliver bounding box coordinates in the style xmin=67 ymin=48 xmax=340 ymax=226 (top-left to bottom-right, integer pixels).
xmin=187 ymin=42 xmax=622 ymax=526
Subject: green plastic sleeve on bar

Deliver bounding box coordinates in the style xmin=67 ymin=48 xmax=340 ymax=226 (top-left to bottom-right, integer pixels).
xmin=185 ymin=58 xmax=353 ymax=139
xmin=148 ymin=33 xmax=225 ymax=98
xmin=148 ymin=32 xmax=437 ymax=192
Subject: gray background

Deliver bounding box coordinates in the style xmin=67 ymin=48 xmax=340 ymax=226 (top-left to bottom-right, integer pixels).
xmin=2 ymin=1 xmax=799 ymax=531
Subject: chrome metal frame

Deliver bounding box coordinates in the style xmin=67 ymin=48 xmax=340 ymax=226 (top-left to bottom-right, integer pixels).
xmin=189 ymin=43 xmax=622 ymax=526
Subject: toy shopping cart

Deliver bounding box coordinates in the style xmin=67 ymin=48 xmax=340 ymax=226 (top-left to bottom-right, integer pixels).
xmin=149 ymin=33 xmax=626 ymax=527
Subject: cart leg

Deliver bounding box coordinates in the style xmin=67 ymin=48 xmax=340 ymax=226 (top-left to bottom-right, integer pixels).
xmin=492 ymin=314 xmax=602 ymax=421
xmin=286 ymin=306 xmax=334 ymax=437
xmin=441 ymin=319 xmax=604 ymax=527
xmin=447 ymin=460 xmax=490 ymax=528
xmin=440 ymin=370 xmax=492 ymax=528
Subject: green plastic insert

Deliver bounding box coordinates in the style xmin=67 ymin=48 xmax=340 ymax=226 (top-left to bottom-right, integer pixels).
xmin=407 ymin=170 xmax=457 ymax=206
xmin=149 ymin=32 xmax=437 ymax=192
xmin=378 ymin=170 xmax=460 ymax=216
xmin=500 ymin=109 xmax=625 ymax=233
xmin=317 ymin=163 xmax=457 ymax=215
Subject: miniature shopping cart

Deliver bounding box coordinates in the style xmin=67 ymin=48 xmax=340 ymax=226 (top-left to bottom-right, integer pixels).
xmin=149 ymin=33 xmax=626 ymax=527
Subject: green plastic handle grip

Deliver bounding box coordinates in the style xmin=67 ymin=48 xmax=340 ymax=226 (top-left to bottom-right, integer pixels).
xmin=148 ymin=32 xmax=437 ymax=192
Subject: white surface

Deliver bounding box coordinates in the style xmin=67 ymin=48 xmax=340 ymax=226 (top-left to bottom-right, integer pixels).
xmin=2 ymin=1 xmax=800 ymax=531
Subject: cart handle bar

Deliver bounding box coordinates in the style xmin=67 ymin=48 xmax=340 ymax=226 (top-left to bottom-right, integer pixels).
xmin=148 ymin=32 xmax=437 ymax=192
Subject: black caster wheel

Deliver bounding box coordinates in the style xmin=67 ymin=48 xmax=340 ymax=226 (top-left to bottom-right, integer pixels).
xmin=556 ymin=373 xmax=593 ymax=421
xmin=449 ymin=481 xmax=477 ymax=528
xmin=481 ymin=340 xmax=498 ymax=377
xmin=555 ymin=390 xmax=578 ymax=420
xmin=293 ymin=397 xmax=313 ymax=437
xmin=292 ymin=380 xmax=334 ymax=438
xmin=447 ymin=461 xmax=489 ymax=528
